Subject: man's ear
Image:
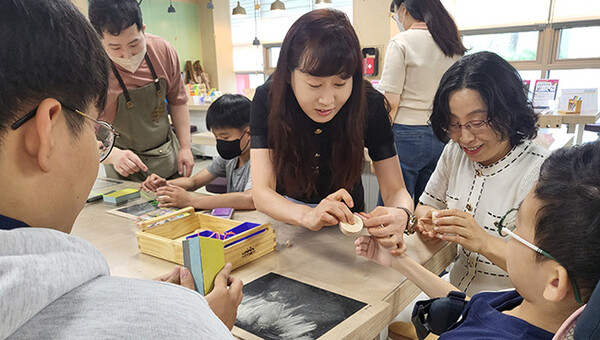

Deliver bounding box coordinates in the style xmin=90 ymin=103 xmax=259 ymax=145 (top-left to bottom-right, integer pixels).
xmin=23 ymin=98 xmax=62 ymax=172
xmin=142 ymin=24 xmax=146 ymax=33
xmin=542 ymin=263 xmax=571 ymax=302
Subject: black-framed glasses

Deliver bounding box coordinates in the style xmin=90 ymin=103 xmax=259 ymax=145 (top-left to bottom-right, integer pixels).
xmin=11 ymin=102 xmax=119 ymax=162
xmin=496 ymin=208 xmax=582 ymax=303
xmin=445 ymin=119 xmax=489 ymax=135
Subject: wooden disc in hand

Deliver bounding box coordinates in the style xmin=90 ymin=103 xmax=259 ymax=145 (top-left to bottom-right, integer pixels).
xmin=339 ymin=214 xmax=364 ymax=236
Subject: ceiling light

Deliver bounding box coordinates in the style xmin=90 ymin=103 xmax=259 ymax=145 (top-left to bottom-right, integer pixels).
xmin=232 ymin=1 xmax=246 ymax=15
xmin=167 ymin=0 xmax=176 ymax=13
xmin=270 ymin=0 xmax=285 ymax=11
xmin=315 ymin=0 xmax=332 ymax=8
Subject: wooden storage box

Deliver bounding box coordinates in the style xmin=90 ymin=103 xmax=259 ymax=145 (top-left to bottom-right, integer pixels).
xmin=136 ymin=207 xmax=276 ymax=269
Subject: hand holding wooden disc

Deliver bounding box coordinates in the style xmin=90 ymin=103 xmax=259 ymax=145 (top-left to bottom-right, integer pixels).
xmin=339 ymin=214 xmax=364 ymax=236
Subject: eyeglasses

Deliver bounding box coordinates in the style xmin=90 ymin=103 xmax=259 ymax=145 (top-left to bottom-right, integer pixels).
xmin=496 ymin=208 xmax=582 ymax=303
xmin=11 ymin=102 xmax=119 ymax=162
xmin=445 ymin=119 xmax=489 ymax=136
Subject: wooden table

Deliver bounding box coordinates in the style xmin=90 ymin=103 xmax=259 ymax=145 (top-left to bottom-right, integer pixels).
xmin=71 ymin=180 xmax=456 ymax=339
xmin=539 ymin=110 xmax=599 ymax=145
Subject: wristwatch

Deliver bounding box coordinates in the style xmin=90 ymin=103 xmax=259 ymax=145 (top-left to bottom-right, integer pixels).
xmin=396 ymin=206 xmax=417 ymax=235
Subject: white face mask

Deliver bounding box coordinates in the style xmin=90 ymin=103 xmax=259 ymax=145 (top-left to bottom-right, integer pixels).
xmin=110 ymin=44 xmax=147 ymax=73
xmin=393 ymin=9 xmax=406 ymax=32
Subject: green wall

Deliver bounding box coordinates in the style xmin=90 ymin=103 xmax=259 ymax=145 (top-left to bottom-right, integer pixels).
xmin=140 ymin=0 xmax=203 ymax=71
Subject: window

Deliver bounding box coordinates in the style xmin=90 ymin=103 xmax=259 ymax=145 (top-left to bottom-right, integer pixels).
xmin=230 ymin=0 xmax=352 ymax=93
xmin=519 ymin=70 xmax=543 ymax=83
xmin=268 ymin=46 xmax=281 ymax=69
xmin=463 ymin=31 xmax=539 ymax=61
xmin=518 ymin=70 xmax=543 ymax=98
xmin=548 ymin=69 xmax=600 ymax=109
xmin=558 ymin=26 xmax=600 ymax=60
xmin=263 ymin=44 xmax=281 ymax=75
xmin=442 ymin=0 xmax=600 ymax=112
xmin=450 ymin=0 xmax=550 ymax=30
xmin=552 ymin=0 xmax=600 ymax=22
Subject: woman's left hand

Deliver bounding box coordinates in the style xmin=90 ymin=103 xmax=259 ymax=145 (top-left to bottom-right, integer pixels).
xmin=430 ymin=209 xmax=492 ymax=253
xmin=362 ymin=206 xmax=409 ymax=256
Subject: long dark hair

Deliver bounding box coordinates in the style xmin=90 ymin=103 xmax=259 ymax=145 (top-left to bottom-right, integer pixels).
xmin=431 ymin=52 xmax=538 ymax=146
xmin=390 ymin=0 xmax=466 ymax=57
xmin=267 ymin=9 xmax=366 ymax=197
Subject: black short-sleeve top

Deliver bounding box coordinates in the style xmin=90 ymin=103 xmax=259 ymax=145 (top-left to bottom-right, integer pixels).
xmin=250 ymin=81 xmax=396 ymax=212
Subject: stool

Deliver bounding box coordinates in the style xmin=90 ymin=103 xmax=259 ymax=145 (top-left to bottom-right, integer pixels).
xmin=206 ymin=176 xmax=227 ymax=194
xmin=388 ymin=321 xmax=439 ymax=340
xmin=388 ymin=322 xmax=418 ymax=340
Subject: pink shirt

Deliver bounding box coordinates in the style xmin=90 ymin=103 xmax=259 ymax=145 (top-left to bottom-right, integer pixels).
xmin=102 ymin=33 xmax=188 ymax=123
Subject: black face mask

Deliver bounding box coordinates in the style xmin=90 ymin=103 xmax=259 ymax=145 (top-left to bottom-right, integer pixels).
xmin=216 ymin=132 xmax=249 ymax=160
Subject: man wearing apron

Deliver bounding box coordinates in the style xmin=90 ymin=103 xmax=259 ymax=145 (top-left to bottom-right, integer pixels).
xmin=89 ymin=0 xmax=194 ymax=182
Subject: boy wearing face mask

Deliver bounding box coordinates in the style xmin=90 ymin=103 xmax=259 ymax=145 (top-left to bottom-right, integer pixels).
xmin=141 ymin=95 xmax=254 ymax=210
xmin=89 ymin=0 xmax=194 ymax=182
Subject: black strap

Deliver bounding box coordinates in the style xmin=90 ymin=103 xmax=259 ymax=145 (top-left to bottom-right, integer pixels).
xmin=111 ymin=53 xmax=162 ymax=110
xmin=111 ymin=63 xmax=133 ymax=109
xmin=144 ymin=53 xmax=161 ymax=95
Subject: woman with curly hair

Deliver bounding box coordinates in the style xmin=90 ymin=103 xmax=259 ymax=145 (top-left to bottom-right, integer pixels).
xmin=416 ymin=51 xmax=549 ymax=295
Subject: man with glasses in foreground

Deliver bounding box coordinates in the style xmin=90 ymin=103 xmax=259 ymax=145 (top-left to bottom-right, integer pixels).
xmin=0 ymin=0 xmax=239 ymax=338
xmin=356 ymin=140 xmax=600 ymax=339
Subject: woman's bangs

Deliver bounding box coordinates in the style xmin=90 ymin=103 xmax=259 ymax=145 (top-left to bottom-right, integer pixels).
xmin=297 ymin=39 xmax=359 ymax=79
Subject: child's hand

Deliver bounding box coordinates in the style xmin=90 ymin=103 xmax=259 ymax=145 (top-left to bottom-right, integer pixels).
xmin=300 ymin=189 xmax=355 ymax=231
xmin=156 ymin=184 xmax=193 ymax=208
xmin=354 ymin=235 xmax=400 ymax=268
xmin=205 ymin=263 xmax=243 ymax=330
xmin=431 ymin=209 xmax=491 ymax=253
xmin=140 ymin=173 xmax=168 ymax=192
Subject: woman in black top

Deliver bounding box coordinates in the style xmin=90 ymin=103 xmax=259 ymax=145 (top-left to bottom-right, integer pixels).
xmin=250 ymin=9 xmax=413 ymax=252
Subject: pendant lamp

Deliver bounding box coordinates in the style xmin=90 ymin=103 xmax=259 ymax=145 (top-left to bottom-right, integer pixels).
xmin=232 ymin=1 xmax=247 ymax=15
xmin=270 ymin=0 xmax=286 ymax=11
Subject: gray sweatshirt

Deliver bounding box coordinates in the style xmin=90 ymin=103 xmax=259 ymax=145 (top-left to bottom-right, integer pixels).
xmin=0 ymin=227 xmax=233 ymax=339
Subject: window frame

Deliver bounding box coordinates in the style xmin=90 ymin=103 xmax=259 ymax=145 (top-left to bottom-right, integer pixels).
xmin=262 ymin=43 xmax=282 ymax=75
xmin=461 ymin=19 xmax=600 ymax=80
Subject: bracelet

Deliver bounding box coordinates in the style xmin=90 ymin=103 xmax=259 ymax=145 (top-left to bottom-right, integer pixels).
xmin=396 ymin=206 xmax=417 ymax=235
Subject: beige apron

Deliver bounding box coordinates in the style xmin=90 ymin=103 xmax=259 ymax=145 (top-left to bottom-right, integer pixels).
xmin=104 ymin=54 xmax=180 ymax=182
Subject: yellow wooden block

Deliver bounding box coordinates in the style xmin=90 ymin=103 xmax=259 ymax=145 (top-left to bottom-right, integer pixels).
xmin=199 ymin=236 xmax=224 ymax=295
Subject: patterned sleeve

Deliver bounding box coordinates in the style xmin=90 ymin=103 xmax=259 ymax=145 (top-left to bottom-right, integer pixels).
xmin=517 ymin=146 xmax=548 ymax=202
xmin=418 ymin=142 xmax=454 ymax=210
